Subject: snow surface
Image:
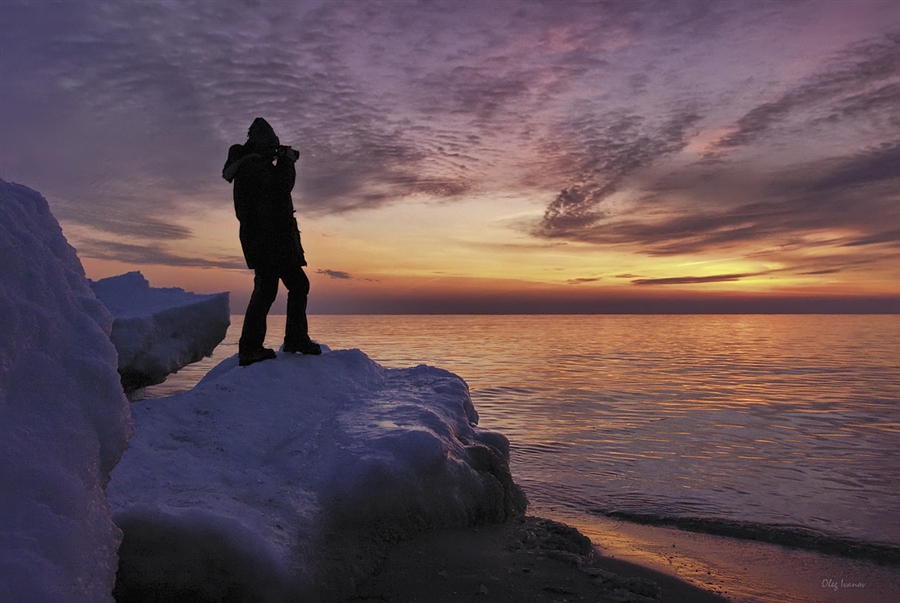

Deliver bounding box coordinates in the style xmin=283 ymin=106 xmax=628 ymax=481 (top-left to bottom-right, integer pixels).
xmin=90 ymin=271 xmax=229 ymax=390
xmin=109 ymin=349 xmax=526 ymax=601
xmin=0 ymin=179 xmax=132 ymax=602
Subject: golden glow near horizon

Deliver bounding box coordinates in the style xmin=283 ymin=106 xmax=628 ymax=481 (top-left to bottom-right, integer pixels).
xmin=75 ymin=183 xmax=898 ymax=313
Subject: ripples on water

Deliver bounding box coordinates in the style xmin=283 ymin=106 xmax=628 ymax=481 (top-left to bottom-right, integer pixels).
xmin=136 ymin=314 xmax=900 ymax=557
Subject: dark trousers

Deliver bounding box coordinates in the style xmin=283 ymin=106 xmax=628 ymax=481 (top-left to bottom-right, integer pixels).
xmin=239 ymin=263 xmax=310 ymax=353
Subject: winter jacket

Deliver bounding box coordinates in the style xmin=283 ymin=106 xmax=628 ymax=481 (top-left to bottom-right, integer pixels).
xmin=223 ymin=144 xmax=306 ymax=270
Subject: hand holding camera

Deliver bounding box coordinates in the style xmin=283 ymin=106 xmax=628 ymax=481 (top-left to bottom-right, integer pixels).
xmin=275 ymin=145 xmax=300 ymax=163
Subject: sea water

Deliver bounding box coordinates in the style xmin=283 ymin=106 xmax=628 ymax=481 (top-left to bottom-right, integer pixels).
xmin=133 ymin=314 xmax=900 ymax=601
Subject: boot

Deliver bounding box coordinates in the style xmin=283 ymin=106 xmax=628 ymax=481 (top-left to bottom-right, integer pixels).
xmin=283 ymin=338 xmax=322 ymax=355
xmin=239 ymin=347 xmax=277 ymax=366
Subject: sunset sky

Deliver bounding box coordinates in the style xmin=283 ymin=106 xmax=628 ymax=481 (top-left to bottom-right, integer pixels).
xmin=2 ymin=0 xmax=898 ymax=313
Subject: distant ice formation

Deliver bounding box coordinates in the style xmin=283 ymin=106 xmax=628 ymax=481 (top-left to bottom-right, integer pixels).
xmin=109 ymin=348 xmax=526 ymax=601
xmin=90 ymin=271 xmax=229 ymax=390
xmin=0 ymin=179 xmax=132 ymax=603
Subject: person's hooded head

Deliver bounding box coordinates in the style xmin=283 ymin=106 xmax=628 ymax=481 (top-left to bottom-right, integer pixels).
xmin=247 ymin=117 xmax=279 ymax=152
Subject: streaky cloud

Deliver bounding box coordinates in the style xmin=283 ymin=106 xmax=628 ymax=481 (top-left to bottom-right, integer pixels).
xmin=58 ymin=210 xmax=194 ymax=242
xmin=710 ymin=33 xmax=900 ymax=153
xmin=800 ymin=269 xmax=842 ymax=276
xmin=316 ymin=269 xmax=352 ymax=280
xmin=799 ymin=141 xmax=900 ymax=195
xmin=77 ymin=238 xmax=246 ymax=270
xmin=632 ymin=272 xmax=770 ymax=286
xmin=535 ymin=108 xmax=702 ymax=235
xmin=531 ymin=139 xmax=900 ymax=283
xmin=842 ymin=230 xmax=900 ymax=248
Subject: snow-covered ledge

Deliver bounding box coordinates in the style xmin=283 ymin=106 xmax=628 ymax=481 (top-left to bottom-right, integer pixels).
xmin=89 ymin=272 xmax=229 ymax=390
xmin=109 ymin=348 xmax=526 ymax=601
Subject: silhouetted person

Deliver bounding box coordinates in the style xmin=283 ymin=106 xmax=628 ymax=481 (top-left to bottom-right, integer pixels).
xmin=223 ymin=118 xmax=321 ymax=366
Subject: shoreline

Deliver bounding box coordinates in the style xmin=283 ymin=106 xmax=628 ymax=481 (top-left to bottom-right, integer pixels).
xmin=339 ymin=513 xmax=900 ymax=603
xmin=340 ymin=516 xmax=730 ymax=603
xmin=559 ymin=511 xmax=900 ymax=603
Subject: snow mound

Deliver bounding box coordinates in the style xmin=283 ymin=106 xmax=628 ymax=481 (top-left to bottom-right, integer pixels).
xmin=90 ymin=271 xmax=229 ymax=390
xmin=109 ymin=349 xmax=526 ymax=601
xmin=0 ymin=179 xmax=132 ymax=603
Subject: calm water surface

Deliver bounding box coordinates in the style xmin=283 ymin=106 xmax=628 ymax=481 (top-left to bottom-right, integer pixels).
xmin=135 ymin=315 xmax=900 ymax=556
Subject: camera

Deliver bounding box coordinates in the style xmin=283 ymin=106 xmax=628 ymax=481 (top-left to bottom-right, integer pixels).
xmin=275 ymin=145 xmax=300 ymax=161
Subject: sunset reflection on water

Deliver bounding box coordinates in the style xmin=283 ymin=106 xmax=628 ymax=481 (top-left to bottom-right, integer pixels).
xmin=316 ymin=314 xmax=900 ymax=549
xmin=137 ymin=314 xmax=900 ymax=551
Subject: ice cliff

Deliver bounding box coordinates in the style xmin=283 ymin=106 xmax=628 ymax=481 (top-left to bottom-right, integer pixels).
xmin=0 ymin=179 xmax=132 ymax=602
xmin=89 ymin=272 xmax=229 ymax=390
xmin=109 ymin=349 xmax=526 ymax=601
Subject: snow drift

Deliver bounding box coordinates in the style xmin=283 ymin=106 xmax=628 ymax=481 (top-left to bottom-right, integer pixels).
xmin=109 ymin=349 xmax=526 ymax=601
xmin=0 ymin=179 xmax=132 ymax=602
xmin=90 ymin=272 xmax=229 ymax=390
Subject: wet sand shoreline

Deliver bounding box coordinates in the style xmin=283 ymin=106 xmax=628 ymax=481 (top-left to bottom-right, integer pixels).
xmin=569 ymin=512 xmax=900 ymax=603
xmin=340 ymin=516 xmax=730 ymax=603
